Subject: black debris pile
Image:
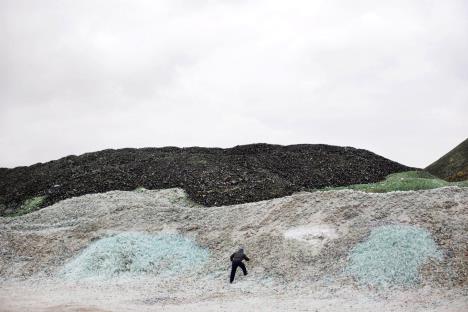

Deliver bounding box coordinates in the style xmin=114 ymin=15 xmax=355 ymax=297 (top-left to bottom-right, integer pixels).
xmin=0 ymin=143 xmax=413 ymax=215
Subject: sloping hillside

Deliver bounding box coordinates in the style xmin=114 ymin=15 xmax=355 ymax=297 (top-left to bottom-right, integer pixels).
xmin=0 ymin=187 xmax=466 ymax=311
xmin=426 ymin=138 xmax=468 ymax=181
xmin=0 ymin=144 xmax=412 ymax=215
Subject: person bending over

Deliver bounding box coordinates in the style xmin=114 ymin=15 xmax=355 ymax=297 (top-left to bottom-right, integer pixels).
xmin=230 ymin=248 xmax=250 ymax=283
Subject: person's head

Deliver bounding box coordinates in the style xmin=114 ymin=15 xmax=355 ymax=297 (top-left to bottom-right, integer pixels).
xmin=238 ymin=247 xmax=244 ymax=254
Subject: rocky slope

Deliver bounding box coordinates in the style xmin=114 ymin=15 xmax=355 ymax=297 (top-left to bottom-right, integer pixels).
xmin=0 ymin=187 xmax=466 ymax=311
xmin=0 ymin=144 xmax=412 ymax=215
xmin=426 ymin=138 xmax=468 ymax=182
xmin=1 ymin=187 xmax=466 ymax=286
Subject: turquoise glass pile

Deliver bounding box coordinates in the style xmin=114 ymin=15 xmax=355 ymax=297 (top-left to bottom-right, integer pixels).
xmin=61 ymin=232 xmax=209 ymax=279
xmin=346 ymin=224 xmax=443 ymax=287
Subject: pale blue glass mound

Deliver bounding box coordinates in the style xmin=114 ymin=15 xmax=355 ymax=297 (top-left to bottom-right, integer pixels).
xmin=346 ymin=224 xmax=443 ymax=287
xmin=61 ymin=232 xmax=209 ymax=279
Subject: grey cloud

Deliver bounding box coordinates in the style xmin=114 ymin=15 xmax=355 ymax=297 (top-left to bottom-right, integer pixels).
xmin=1 ymin=0 xmax=467 ymax=168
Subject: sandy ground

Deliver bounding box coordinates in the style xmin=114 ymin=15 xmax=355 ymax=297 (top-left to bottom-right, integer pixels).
xmin=1 ymin=278 xmax=467 ymax=312
xmin=1 ymin=187 xmax=467 ymax=311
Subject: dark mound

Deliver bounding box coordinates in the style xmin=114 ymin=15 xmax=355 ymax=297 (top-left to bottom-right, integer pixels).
xmin=0 ymin=144 xmax=412 ymax=215
xmin=426 ymin=138 xmax=468 ymax=182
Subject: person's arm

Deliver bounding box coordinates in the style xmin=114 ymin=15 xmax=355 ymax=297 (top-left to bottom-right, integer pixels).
xmin=230 ymin=253 xmax=235 ymax=261
xmin=244 ymin=255 xmax=250 ymax=261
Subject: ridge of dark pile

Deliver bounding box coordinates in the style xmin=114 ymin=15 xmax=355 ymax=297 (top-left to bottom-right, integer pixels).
xmin=0 ymin=144 xmax=413 ymax=215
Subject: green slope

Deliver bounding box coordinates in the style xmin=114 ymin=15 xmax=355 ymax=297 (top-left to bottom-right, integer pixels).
xmin=426 ymin=138 xmax=468 ymax=181
xmin=318 ymin=171 xmax=468 ymax=193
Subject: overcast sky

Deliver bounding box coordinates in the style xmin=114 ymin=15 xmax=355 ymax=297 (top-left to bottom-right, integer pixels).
xmin=1 ymin=0 xmax=467 ymax=168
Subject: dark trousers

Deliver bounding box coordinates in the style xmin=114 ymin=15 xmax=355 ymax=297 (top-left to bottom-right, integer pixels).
xmin=230 ymin=260 xmax=247 ymax=283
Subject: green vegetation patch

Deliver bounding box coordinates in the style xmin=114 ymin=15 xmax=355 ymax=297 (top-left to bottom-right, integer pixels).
xmin=346 ymin=224 xmax=443 ymax=287
xmin=321 ymin=171 xmax=468 ymax=193
xmin=133 ymin=186 xmax=147 ymax=192
xmin=6 ymin=196 xmax=47 ymax=217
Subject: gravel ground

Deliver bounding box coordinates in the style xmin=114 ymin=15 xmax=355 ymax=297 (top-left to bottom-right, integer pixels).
xmin=0 ymin=187 xmax=467 ymax=311
xmin=1 ymin=279 xmax=466 ymax=312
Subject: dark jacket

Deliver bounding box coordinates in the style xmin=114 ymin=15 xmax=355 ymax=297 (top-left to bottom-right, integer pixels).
xmin=230 ymin=248 xmax=250 ymax=262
